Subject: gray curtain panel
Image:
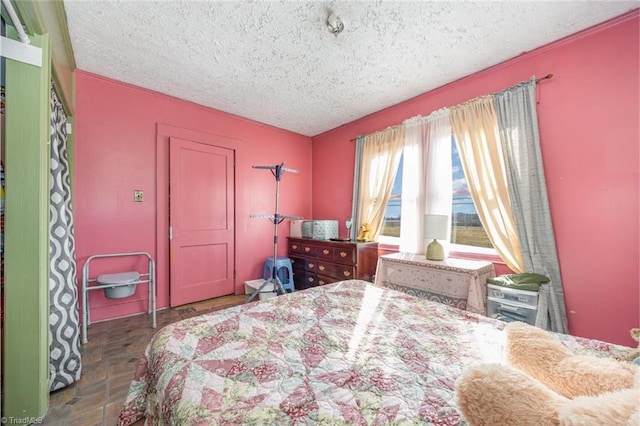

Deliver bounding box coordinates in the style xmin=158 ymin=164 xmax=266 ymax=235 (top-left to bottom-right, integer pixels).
xmin=493 ymin=77 xmax=568 ymax=334
xmin=49 ymin=87 xmax=82 ymax=391
xmin=350 ymin=136 xmax=365 ymax=241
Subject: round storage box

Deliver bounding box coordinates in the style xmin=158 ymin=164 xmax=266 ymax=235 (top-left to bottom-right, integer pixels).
xmin=99 ymin=271 xmax=140 ymax=299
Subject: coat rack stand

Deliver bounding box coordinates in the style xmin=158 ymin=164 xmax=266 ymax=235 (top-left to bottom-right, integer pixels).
xmin=247 ymin=162 xmax=300 ymax=303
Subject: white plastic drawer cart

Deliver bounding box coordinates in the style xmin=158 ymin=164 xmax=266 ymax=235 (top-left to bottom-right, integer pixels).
xmin=81 ymin=251 xmax=156 ymax=344
xmin=486 ymin=283 xmax=539 ymax=325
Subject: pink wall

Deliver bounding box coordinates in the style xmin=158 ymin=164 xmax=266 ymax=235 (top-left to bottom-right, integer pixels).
xmin=311 ymin=12 xmax=639 ymax=346
xmin=74 ymin=71 xmax=312 ymax=321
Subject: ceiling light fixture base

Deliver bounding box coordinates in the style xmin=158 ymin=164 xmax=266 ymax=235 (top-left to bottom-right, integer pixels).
xmin=327 ymin=12 xmax=344 ymax=35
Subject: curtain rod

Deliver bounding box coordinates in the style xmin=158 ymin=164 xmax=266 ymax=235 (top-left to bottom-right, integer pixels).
xmin=349 ymin=73 xmax=554 ymax=142
xmin=535 ymin=73 xmax=553 ymax=84
xmin=1 ymin=0 xmax=30 ymax=44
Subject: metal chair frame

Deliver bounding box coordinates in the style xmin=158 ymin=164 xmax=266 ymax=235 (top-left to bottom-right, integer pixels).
xmin=81 ymin=251 xmax=156 ymax=344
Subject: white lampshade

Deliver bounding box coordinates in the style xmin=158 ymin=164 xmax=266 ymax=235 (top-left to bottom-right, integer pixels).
xmin=423 ymin=214 xmax=449 ymax=240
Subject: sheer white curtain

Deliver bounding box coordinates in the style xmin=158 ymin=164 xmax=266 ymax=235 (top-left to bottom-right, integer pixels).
xmin=355 ymin=126 xmax=405 ymax=239
xmin=451 ymin=97 xmax=524 ymax=272
xmin=399 ymin=109 xmax=452 ymax=253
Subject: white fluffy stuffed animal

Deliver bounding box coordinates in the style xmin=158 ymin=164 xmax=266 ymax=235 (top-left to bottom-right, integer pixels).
xmin=455 ymin=322 xmax=640 ymax=426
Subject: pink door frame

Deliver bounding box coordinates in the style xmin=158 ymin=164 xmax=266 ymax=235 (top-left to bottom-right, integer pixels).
xmin=156 ymin=124 xmax=245 ymax=306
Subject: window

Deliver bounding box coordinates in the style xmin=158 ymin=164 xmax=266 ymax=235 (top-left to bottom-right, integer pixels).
xmin=450 ymin=143 xmax=493 ymax=249
xmin=380 ymin=139 xmax=493 ymax=252
xmin=380 ymin=156 xmax=402 ymax=238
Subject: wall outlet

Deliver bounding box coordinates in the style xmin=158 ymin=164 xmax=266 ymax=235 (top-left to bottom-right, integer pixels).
xmin=134 ymin=190 xmax=144 ymax=202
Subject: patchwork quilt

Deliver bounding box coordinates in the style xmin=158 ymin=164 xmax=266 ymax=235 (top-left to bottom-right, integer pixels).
xmin=118 ymin=280 xmax=626 ymax=425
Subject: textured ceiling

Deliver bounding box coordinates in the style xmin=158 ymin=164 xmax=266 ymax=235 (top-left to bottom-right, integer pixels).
xmin=63 ymin=1 xmax=636 ymax=137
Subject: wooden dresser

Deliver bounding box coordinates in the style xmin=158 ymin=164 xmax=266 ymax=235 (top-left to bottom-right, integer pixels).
xmin=287 ymin=237 xmax=379 ymax=290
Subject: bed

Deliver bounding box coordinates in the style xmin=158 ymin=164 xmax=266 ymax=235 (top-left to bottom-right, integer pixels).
xmin=117 ymin=279 xmax=627 ymax=425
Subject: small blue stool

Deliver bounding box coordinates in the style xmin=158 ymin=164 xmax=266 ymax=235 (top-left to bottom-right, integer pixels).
xmin=262 ymin=257 xmax=295 ymax=293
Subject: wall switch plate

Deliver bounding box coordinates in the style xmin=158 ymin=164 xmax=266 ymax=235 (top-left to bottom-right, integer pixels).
xmin=134 ymin=190 xmax=144 ymax=202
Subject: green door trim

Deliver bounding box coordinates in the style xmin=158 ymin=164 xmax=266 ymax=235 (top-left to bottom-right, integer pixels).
xmin=3 ymin=30 xmax=51 ymax=418
xmin=13 ymin=0 xmax=76 ymax=115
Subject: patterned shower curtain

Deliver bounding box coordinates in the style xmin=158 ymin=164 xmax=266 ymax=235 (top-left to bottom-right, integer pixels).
xmin=49 ymin=87 xmax=82 ymax=391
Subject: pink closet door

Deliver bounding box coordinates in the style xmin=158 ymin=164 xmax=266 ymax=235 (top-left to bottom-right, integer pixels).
xmin=169 ymin=137 xmax=235 ymax=306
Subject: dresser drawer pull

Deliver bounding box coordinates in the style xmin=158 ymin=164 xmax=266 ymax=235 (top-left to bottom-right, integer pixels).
xmin=307 ymin=277 xmax=315 ymax=283
xmin=304 ymin=247 xmax=311 ymax=252
xmin=319 ymin=265 xmax=325 ymax=271
xmin=343 ymin=270 xmax=351 ymax=277
xmin=292 ymin=244 xmax=298 ymax=250
xmin=340 ymin=251 xmax=348 ymax=258
xmin=323 ymin=249 xmax=330 ymax=255
xmin=308 ymin=263 xmax=315 ymax=269
xmin=319 ymin=279 xmax=326 ymax=285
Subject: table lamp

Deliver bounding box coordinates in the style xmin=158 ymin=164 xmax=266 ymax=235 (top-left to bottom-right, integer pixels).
xmin=424 ymin=214 xmax=448 ymax=261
